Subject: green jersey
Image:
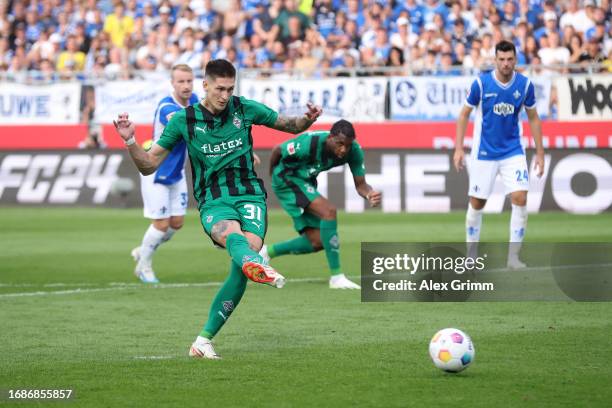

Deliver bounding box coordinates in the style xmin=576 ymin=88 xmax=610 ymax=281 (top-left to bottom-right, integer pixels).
xmin=272 ymin=130 xmax=366 ymax=184
xmin=157 ymin=96 xmax=278 ymax=207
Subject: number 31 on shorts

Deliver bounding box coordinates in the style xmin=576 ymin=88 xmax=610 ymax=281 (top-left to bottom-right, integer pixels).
xmin=243 ymin=204 xmax=263 ymax=221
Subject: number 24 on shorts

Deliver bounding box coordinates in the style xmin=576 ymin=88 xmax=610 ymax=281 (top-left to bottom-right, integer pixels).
xmin=515 ymin=169 xmax=528 ymax=182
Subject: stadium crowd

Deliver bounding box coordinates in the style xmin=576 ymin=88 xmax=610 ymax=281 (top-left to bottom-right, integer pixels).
xmin=0 ymin=0 xmax=611 ymax=81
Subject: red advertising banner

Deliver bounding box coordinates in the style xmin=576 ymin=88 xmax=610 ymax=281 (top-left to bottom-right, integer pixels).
xmin=0 ymin=121 xmax=610 ymax=150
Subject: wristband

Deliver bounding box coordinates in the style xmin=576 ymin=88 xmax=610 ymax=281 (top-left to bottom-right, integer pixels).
xmin=124 ymin=136 xmax=136 ymax=146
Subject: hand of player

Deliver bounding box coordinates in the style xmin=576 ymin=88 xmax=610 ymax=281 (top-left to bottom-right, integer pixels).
xmin=367 ymin=190 xmax=382 ymax=207
xmin=534 ymin=151 xmax=545 ymax=177
xmin=453 ymin=149 xmax=465 ymax=172
xmin=253 ymin=153 xmax=261 ymax=166
xmin=304 ymin=102 xmax=322 ymax=121
xmin=113 ymin=113 xmax=136 ymax=142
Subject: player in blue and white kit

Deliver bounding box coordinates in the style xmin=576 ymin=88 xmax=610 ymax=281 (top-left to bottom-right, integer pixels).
xmin=131 ymin=64 xmax=199 ymax=283
xmin=454 ymin=40 xmax=545 ymax=268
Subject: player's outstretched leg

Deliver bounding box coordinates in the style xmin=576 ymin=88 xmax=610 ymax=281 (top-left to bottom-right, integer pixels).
xmin=190 ymin=262 xmax=247 ymax=359
xmin=225 ymin=233 xmax=285 ymax=288
xmin=259 ymin=235 xmax=315 ymax=263
xmin=508 ymin=203 xmax=528 ymax=269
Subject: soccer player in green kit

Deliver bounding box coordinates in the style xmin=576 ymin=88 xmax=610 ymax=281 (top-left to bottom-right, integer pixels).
xmin=113 ymin=59 xmax=322 ymax=359
xmin=260 ymin=120 xmax=382 ymax=289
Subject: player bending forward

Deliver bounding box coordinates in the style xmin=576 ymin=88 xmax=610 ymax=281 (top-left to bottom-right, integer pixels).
xmin=260 ymin=120 xmax=382 ymax=288
xmin=454 ymin=40 xmax=545 ymax=268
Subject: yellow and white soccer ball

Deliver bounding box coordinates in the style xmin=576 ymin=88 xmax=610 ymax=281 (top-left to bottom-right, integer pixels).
xmin=429 ymin=328 xmax=475 ymax=373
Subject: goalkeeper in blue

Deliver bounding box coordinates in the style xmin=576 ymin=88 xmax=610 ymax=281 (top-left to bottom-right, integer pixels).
xmin=454 ymin=40 xmax=545 ymax=268
xmin=260 ymin=120 xmax=382 ymax=289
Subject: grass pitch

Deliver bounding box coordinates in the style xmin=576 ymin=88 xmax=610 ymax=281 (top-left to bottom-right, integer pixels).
xmin=0 ymin=208 xmax=611 ymax=407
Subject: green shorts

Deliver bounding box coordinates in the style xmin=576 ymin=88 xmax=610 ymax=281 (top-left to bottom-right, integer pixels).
xmin=272 ymin=176 xmax=321 ymax=233
xmin=200 ymin=195 xmax=268 ymax=244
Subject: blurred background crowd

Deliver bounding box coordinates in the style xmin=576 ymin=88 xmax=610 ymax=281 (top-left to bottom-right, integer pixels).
xmin=0 ymin=0 xmax=611 ymax=82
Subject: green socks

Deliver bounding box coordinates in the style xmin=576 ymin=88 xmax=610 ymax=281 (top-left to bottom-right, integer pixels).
xmin=226 ymin=233 xmax=264 ymax=266
xmin=201 ymin=261 xmax=247 ymax=339
xmin=268 ymin=235 xmax=315 ymax=258
xmin=200 ymin=233 xmax=264 ymax=339
xmin=320 ymin=219 xmax=341 ymax=275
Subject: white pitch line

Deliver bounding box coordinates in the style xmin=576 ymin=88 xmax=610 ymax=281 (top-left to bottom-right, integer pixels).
xmin=0 ymin=277 xmax=331 ymax=299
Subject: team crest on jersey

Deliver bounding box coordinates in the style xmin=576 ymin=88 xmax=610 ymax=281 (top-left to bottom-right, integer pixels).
xmin=513 ymin=90 xmax=521 ymax=99
xmin=222 ymin=300 xmax=234 ymax=313
xmin=206 ymin=215 xmax=213 ymax=223
xmin=233 ymin=116 xmax=242 ymax=129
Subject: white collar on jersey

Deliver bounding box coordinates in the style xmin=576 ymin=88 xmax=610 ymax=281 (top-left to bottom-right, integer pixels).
xmin=492 ymin=70 xmax=516 ymax=89
xmin=171 ymin=93 xmax=191 ymax=108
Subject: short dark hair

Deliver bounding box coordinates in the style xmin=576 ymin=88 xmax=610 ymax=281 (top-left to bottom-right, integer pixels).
xmin=205 ymin=59 xmax=236 ymax=80
xmin=330 ymin=119 xmax=356 ymax=140
xmin=495 ymin=40 xmax=516 ymax=55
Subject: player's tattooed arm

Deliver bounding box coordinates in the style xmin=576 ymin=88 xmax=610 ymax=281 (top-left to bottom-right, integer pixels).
xmin=114 ymin=112 xmax=169 ymax=175
xmin=271 ymin=102 xmax=323 ymax=134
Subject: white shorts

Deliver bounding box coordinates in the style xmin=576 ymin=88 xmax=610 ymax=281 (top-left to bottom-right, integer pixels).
xmin=140 ymin=174 xmax=188 ymax=219
xmin=467 ymin=154 xmax=529 ymax=199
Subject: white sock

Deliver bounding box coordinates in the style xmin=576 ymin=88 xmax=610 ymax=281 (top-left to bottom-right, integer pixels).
xmin=509 ymin=204 xmax=528 ymax=259
xmin=466 ymin=203 xmax=483 ymax=243
xmin=196 ymin=335 xmax=211 ymax=344
xmin=161 ymin=227 xmax=177 ymax=243
xmin=139 ymin=225 xmax=166 ymax=265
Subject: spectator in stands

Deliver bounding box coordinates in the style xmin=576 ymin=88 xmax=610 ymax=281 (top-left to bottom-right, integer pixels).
xmin=173 ymin=7 xmax=200 ymax=37
xmin=578 ymin=36 xmax=606 ymax=71
xmin=295 ymin=39 xmax=318 ymax=76
xmin=560 ymin=0 xmax=595 ymax=35
xmin=390 ymin=16 xmax=417 ymax=53
xmin=469 ymin=7 xmax=493 ymax=37
xmin=538 ymin=31 xmax=570 ymax=73
xmin=393 ymin=0 xmax=423 ymax=35
xmin=198 ymin=0 xmax=222 ymax=41
xmin=314 ymin=0 xmax=337 ymax=39
xmin=176 ymin=30 xmax=203 ymax=71
xmin=57 ymin=34 xmax=86 ymax=73
xmin=252 ymin=0 xmax=277 ymax=44
xmin=223 ymin=0 xmax=248 ymax=37
xmin=517 ymin=0 xmax=539 ymax=29
xmin=104 ymin=2 xmax=134 ymax=48
xmin=385 ymin=45 xmax=405 ymax=74
xmin=534 ymin=11 xmax=559 ymax=45
xmin=568 ymin=33 xmax=585 ymax=72
xmin=275 ymin=0 xmax=310 ymax=42
xmin=136 ymin=30 xmax=161 ymax=71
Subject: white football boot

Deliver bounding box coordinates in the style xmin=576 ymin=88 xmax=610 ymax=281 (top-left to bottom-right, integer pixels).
xmin=134 ymin=262 xmax=159 ymax=284
xmin=258 ymin=245 xmax=270 ymax=264
xmin=189 ymin=336 xmax=221 ymax=359
xmin=506 ymin=257 xmax=527 ymax=270
xmin=329 ymin=274 xmax=361 ymax=289
xmin=130 ymin=246 xmax=141 ymax=262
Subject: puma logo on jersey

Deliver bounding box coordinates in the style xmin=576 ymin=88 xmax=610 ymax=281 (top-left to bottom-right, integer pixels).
xmin=251 ymin=221 xmax=262 ymax=229
xmin=195 ymin=126 xmax=208 ymax=134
